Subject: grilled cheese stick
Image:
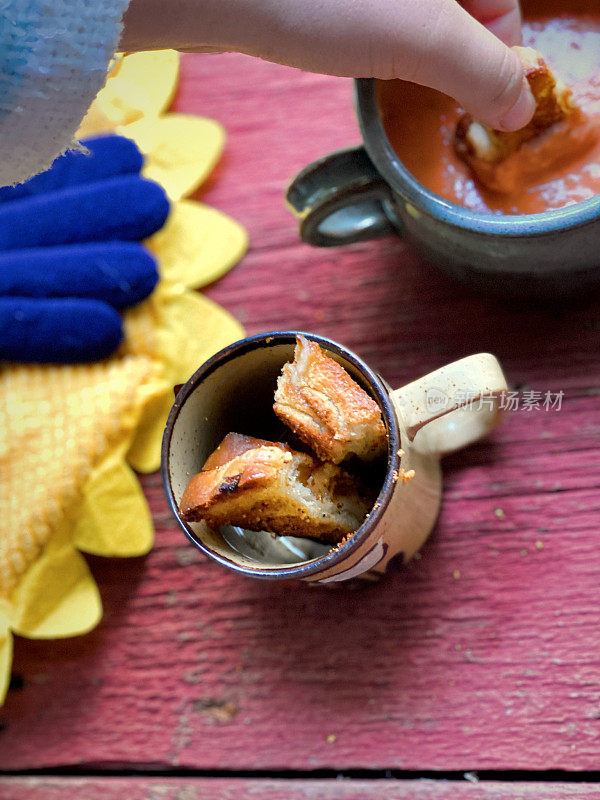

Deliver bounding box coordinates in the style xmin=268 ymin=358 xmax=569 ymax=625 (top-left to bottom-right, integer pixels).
xmin=274 ymin=335 xmax=387 ymax=464
xmin=455 ymin=47 xmax=595 ymax=192
xmin=179 ymin=433 xmax=373 ymax=544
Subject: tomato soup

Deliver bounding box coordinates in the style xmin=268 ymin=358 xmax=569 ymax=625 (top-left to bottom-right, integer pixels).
xmin=378 ymin=0 xmax=600 ymax=215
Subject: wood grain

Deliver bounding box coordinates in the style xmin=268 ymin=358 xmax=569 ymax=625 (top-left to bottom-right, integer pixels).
xmin=1 ymin=53 xmax=599 ymax=773
xmin=1 ymin=778 xmax=600 ymax=800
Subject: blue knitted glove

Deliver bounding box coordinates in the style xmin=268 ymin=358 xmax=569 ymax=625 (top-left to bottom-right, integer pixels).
xmin=0 ymin=243 xmax=158 ymax=308
xmin=0 ymin=135 xmax=168 ymax=363
xmin=0 ymin=175 xmax=169 ymax=250
xmin=0 ymin=297 xmax=123 ymax=363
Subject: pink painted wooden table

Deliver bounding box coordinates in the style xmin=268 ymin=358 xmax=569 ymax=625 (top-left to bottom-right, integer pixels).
xmin=1 ymin=53 xmax=600 ymax=798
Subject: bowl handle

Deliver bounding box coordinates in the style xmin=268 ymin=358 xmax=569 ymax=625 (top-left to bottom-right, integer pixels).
xmin=286 ymin=146 xmax=398 ymax=247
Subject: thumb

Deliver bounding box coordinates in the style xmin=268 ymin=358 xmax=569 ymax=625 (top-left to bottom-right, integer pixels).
xmin=391 ymin=0 xmax=535 ymax=131
xmin=122 ymin=0 xmax=536 ymax=132
xmin=239 ymin=0 xmax=535 ymax=132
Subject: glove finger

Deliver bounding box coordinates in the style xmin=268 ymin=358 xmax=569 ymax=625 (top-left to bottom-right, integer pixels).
xmin=0 ymin=297 xmax=123 ymax=363
xmin=0 ymin=136 xmax=144 ymax=202
xmin=0 ymin=175 xmax=170 ymax=251
xmin=0 ymin=242 xmax=159 ymax=309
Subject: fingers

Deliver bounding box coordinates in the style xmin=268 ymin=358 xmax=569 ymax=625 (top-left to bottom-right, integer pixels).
xmin=398 ymin=0 xmax=534 ymax=130
xmin=239 ymin=0 xmax=534 ymax=131
xmin=0 ymin=297 xmax=123 ymax=363
xmin=121 ymin=0 xmax=233 ymax=50
xmin=122 ymin=0 xmax=534 ymax=132
xmin=0 ymin=176 xmax=169 ymax=249
xmin=459 ymin=0 xmax=522 ymax=45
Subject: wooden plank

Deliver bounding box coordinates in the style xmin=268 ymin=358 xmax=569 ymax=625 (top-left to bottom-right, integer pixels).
xmin=0 ymin=779 xmax=599 ymax=800
xmin=1 ymin=53 xmax=599 ymax=772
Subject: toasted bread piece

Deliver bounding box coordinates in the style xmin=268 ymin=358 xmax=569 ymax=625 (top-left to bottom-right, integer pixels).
xmin=454 ymin=46 xmax=594 ymax=192
xmin=273 ymin=336 xmax=387 ymax=464
xmin=179 ymin=433 xmax=372 ymax=544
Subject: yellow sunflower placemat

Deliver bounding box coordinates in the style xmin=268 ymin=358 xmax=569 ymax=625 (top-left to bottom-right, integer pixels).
xmin=0 ymin=51 xmax=248 ymax=703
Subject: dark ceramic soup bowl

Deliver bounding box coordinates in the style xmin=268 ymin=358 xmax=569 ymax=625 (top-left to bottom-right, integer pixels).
xmin=286 ymin=76 xmax=600 ymax=299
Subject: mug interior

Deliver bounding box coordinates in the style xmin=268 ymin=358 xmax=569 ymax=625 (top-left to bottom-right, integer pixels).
xmin=163 ymin=333 xmax=395 ymax=577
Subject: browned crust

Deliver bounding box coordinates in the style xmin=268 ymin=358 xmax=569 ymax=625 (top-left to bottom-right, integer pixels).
xmin=273 ymin=335 xmax=386 ymax=463
xmin=179 ymin=433 xmax=294 ymax=517
xmin=454 ymin=46 xmax=584 ymax=191
xmin=178 ymin=432 xmax=371 ymax=544
xmin=198 ymin=507 xmax=353 ymax=545
xmin=202 ymin=432 xmax=290 ymax=470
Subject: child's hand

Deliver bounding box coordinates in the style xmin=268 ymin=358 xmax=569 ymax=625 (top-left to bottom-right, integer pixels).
xmin=122 ymin=0 xmax=534 ymax=131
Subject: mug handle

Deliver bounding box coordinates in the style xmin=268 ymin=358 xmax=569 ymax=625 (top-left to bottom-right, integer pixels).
xmin=391 ymin=354 xmax=508 ymax=456
xmin=286 ymin=145 xmax=398 ymax=247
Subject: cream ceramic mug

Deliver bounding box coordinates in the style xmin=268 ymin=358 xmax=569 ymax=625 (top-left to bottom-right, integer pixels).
xmin=162 ymin=332 xmax=507 ymax=583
